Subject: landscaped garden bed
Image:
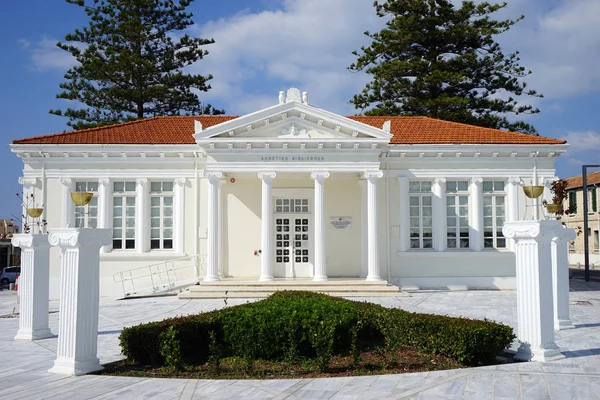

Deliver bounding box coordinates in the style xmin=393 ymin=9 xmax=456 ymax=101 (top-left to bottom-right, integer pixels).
xmin=100 ymin=291 xmax=515 ymax=379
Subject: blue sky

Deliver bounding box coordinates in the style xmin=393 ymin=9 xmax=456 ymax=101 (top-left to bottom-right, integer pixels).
xmin=1 ymin=0 xmax=599 ymax=222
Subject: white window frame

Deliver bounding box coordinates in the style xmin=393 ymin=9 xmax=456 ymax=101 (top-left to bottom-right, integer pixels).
xmin=112 ymin=181 xmax=136 ymax=250
xmin=150 ymin=181 xmax=174 ymax=250
xmin=74 ymin=181 xmax=98 ymax=228
xmin=409 ymin=181 xmax=433 ymax=250
xmin=446 ymin=180 xmax=470 ymax=249
xmin=483 ymin=180 xmax=507 ymax=249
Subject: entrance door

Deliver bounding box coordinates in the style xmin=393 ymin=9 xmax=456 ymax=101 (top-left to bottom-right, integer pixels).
xmin=273 ymin=196 xmax=312 ymax=278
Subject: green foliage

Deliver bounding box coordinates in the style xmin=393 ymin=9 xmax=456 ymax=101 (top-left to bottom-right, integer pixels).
xmin=350 ymin=0 xmax=542 ymax=134
xmin=118 ymin=291 xmax=514 ymax=371
xmin=51 ymin=0 xmax=224 ymax=129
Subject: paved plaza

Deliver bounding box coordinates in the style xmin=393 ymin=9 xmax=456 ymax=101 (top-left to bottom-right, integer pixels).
xmin=1 ymin=278 xmax=600 ymax=399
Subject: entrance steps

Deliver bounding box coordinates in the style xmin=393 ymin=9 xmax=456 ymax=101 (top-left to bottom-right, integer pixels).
xmin=178 ymin=278 xmax=407 ymax=299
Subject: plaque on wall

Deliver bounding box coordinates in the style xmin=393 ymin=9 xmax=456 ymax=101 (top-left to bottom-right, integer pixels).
xmin=329 ymin=217 xmax=352 ymax=230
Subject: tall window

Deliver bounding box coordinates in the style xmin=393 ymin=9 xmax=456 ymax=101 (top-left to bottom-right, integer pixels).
xmin=409 ymin=181 xmax=433 ymax=249
xmin=113 ymin=182 xmax=136 ymax=250
xmin=150 ymin=181 xmax=173 ymax=250
xmin=446 ymin=180 xmax=469 ymax=249
xmin=483 ymin=181 xmax=506 ymax=249
xmin=74 ymin=181 xmax=98 ymax=228
xmin=569 ymin=191 xmax=577 ymax=213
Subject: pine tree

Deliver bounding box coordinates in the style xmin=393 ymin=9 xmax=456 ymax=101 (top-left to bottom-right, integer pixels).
xmin=349 ymin=0 xmax=541 ymax=134
xmin=50 ymin=0 xmax=223 ymax=130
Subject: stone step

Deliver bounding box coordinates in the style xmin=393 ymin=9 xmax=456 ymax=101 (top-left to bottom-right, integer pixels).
xmin=186 ymin=285 xmax=400 ymax=293
xmin=178 ymin=290 xmax=408 ymax=299
xmin=194 ymin=279 xmax=392 ymax=287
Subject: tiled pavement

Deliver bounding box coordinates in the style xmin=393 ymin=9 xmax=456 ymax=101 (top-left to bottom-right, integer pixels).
xmin=1 ymin=279 xmax=600 ymax=399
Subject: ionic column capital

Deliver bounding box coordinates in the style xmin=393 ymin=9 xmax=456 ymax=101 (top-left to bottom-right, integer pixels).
xmin=174 ymin=178 xmax=187 ymax=187
xmin=470 ymin=177 xmax=483 ymax=185
xmin=12 ymin=233 xmax=52 ymax=249
xmin=135 ymin=178 xmax=149 ymax=186
xmin=257 ymin=171 xmax=277 ymax=181
xmin=507 ymin=176 xmax=522 ymax=186
xmin=311 ymin=171 xmax=330 ymax=181
xmin=60 ymin=177 xmax=73 ymax=187
xmin=433 ymin=177 xmax=447 ymax=185
xmin=98 ymin=178 xmax=110 ymax=187
xmin=19 ymin=177 xmax=37 ymax=189
xmin=204 ymin=171 xmax=224 ymax=182
xmin=362 ymin=171 xmax=383 ymax=181
xmin=48 ymin=228 xmax=112 ymax=249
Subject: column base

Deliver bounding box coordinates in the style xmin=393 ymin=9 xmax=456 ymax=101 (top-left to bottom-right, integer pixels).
xmin=556 ymin=319 xmax=575 ymax=331
xmin=514 ymin=343 xmax=565 ymax=362
xmin=203 ymin=275 xmax=220 ymax=282
xmin=259 ymin=275 xmax=274 ymax=282
xmin=49 ymin=357 xmax=104 ymax=376
xmin=14 ymin=328 xmax=54 ymax=341
xmin=366 ymin=275 xmax=382 ymax=282
xmin=313 ymin=275 xmax=328 ymax=282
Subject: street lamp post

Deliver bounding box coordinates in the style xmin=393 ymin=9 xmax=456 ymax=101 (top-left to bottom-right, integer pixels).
xmin=582 ymin=165 xmax=600 ymax=282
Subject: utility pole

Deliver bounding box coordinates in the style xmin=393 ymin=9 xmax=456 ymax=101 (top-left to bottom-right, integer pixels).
xmin=583 ymin=165 xmax=600 ymax=282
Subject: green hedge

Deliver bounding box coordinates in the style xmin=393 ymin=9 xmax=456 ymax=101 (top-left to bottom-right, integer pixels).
xmin=119 ymin=291 xmax=514 ymax=369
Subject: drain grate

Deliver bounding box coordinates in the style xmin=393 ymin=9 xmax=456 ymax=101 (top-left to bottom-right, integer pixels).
xmin=570 ymin=300 xmax=593 ymax=306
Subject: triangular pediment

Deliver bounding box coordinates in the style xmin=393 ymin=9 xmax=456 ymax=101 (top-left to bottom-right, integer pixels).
xmin=194 ymin=98 xmax=392 ymax=144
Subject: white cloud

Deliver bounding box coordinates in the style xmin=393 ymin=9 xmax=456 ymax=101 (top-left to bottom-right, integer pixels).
xmin=24 ymin=37 xmax=76 ymax=72
xmin=561 ymin=131 xmax=600 ymax=154
xmin=18 ymin=38 xmax=31 ymax=48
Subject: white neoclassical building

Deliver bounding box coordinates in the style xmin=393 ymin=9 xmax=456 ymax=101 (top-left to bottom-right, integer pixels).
xmin=11 ymin=88 xmax=567 ymax=298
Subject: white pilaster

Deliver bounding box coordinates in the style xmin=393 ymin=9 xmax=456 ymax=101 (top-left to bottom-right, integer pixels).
xmin=503 ymin=220 xmax=565 ymax=362
xmin=258 ymin=172 xmax=276 ymax=281
xmin=470 ymin=177 xmax=484 ymax=251
xmin=364 ymin=171 xmax=383 ymax=281
xmin=432 ymin=178 xmax=447 ymax=252
xmin=358 ymin=179 xmax=368 ymax=277
xmin=397 ymin=177 xmax=410 ymax=252
xmin=60 ymin=178 xmax=75 ymax=227
xmin=48 ymin=228 xmax=112 ymax=376
xmin=97 ymin=178 xmax=112 ymax=253
xmin=12 ymin=234 xmax=53 ymax=341
xmin=311 ymin=172 xmax=330 ymax=282
xmin=552 ymin=226 xmax=577 ymax=330
xmin=174 ymin=178 xmax=186 ymax=254
xmin=204 ymin=172 xmax=223 ymax=282
xmin=506 ymin=177 xmax=521 ymax=251
xmin=19 ymin=177 xmax=38 ymax=230
xmin=135 ymin=178 xmax=149 ymax=253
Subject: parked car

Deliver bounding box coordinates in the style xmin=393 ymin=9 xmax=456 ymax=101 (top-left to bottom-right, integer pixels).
xmin=0 ymin=266 xmax=20 ymax=285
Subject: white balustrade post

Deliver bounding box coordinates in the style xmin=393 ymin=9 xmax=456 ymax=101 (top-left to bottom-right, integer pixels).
xmin=135 ymin=178 xmax=149 ymax=253
xmin=552 ymin=226 xmax=577 ymax=330
xmin=60 ymin=178 xmax=75 ymax=227
xmin=503 ymin=220 xmax=565 ymax=362
xmin=432 ymin=178 xmax=447 ymax=252
xmin=97 ymin=178 xmax=112 ymax=253
xmin=204 ymin=172 xmax=222 ymax=282
xmin=397 ymin=177 xmax=410 ymax=252
xmin=258 ymin=172 xmax=276 ymax=281
xmin=12 ymin=234 xmax=53 ymax=341
xmin=312 ymin=172 xmax=330 ymax=282
xmin=470 ymin=177 xmax=484 ymax=251
xmin=364 ymin=171 xmax=383 ymax=281
xmin=174 ymin=178 xmax=186 ymax=254
xmin=48 ymin=228 xmax=111 ymax=375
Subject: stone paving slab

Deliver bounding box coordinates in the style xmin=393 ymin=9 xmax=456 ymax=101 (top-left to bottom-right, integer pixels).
xmin=2 ymin=280 xmax=600 ymax=399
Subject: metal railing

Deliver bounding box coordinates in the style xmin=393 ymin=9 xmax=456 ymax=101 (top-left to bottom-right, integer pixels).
xmin=112 ymin=254 xmax=207 ymax=298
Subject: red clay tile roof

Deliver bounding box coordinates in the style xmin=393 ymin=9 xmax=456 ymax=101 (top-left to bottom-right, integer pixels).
xmin=564 ymin=171 xmax=600 ymax=190
xmin=12 ymin=115 xmax=566 ymax=145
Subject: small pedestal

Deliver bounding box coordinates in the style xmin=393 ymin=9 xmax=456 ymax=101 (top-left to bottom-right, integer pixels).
xmin=503 ymin=220 xmax=565 ymax=362
xmin=11 ymin=233 xmax=53 ymax=341
xmin=552 ymin=226 xmax=577 ymax=330
xmin=47 ymin=228 xmax=111 ymax=376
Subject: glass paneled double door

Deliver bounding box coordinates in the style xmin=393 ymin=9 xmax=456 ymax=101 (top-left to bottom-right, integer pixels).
xmin=273 ymin=196 xmax=313 ymax=278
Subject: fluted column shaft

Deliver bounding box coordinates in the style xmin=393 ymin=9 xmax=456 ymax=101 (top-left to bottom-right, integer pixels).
xmin=470 ymin=177 xmax=484 ymax=251
xmin=258 ymin=172 xmax=276 ymax=281
xmin=97 ymin=178 xmax=112 ymax=253
xmin=174 ymin=178 xmax=186 ymax=254
xmin=365 ymin=171 xmax=383 ymax=281
xmin=397 ymin=177 xmax=410 ymax=252
xmin=312 ymin=172 xmax=329 ymax=281
xmin=204 ymin=172 xmax=222 ymax=282
xmin=135 ymin=178 xmax=149 ymax=253
xmin=432 ymin=178 xmax=447 ymax=252
xmin=552 ymin=227 xmax=576 ymax=330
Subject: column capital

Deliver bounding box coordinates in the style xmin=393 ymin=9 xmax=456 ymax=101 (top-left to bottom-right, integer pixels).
xmin=542 ymin=176 xmax=558 ymax=188
xmin=433 ymin=177 xmax=447 ymax=185
xmin=19 ymin=177 xmax=37 ymax=189
xmin=507 ymin=176 xmax=522 ymax=186
xmin=257 ymin=171 xmax=277 ymax=181
xmin=60 ymin=177 xmax=73 ymax=187
xmin=503 ymin=220 xmax=568 ymax=242
xmin=48 ymin=228 xmax=112 ymax=249
xmin=98 ymin=178 xmax=110 ymax=187
xmin=136 ymin=177 xmax=149 ymax=186
xmin=12 ymin=233 xmax=52 ymax=249
xmin=174 ymin=178 xmax=187 ymax=187
xmin=204 ymin=171 xmax=224 ymax=182
xmin=311 ymin=171 xmax=330 ymax=181
xmin=362 ymin=171 xmax=383 ymax=180
xmin=470 ymin=177 xmax=483 ymax=185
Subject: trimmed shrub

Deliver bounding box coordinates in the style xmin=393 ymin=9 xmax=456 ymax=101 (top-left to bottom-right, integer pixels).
xmin=118 ymin=291 xmax=515 ymax=370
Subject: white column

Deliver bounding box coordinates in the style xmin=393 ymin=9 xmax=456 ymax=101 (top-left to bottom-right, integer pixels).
xmin=359 ymin=179 xmax=368 ymax=277
xmin=97 ymin=178 xmax=112 ymax=253
xmin=218 ymin=180 xmax=225 ymax=278
xmin=312 ymin=172 xmax=330 ymax=282
xmin=552 ymin=226 xmax=577 ymax=330
xmin=469 ymin=177 xmax=484 ymax=251
xmin=204 ymin=172 xmax=222 ymax=282
xmin=506 ymin=177 xmax=521 ymax=250
xmin=19 ymin=177 xmax=38 ymax=231
xmin=135 ymin=178 xmax=149 ymax=253
xmin=12 ymin=234 xmax=52 ymax=341
xmin=48 ymin=228 xmax=112 ymax=375
xmin=174 ymin=178 xmax=186 ymax=254
xmin=397 ymin=177 xmax=410 ymax=252
xmin=60 ymin=178 xmax=75 ymax=227
xmin=503 ymin=220 xmax=566 ymax=362
xmin=258 ymin=172 xmax=276 ymax=281
xmin=432 ymin=178 xmax=447 ymax=252
xmin=364 ymin=171 xmax=383 ymax=281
